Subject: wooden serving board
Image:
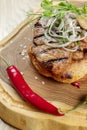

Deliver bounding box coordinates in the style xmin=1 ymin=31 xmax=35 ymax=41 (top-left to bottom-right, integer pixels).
xmin=0 ymin=1 xmax=87 ymax=130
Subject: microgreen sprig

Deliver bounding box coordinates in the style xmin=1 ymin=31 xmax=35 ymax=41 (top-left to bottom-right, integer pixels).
xmin=27 ymin=0 xmax=87 ymax=23
xmin=41 ymin=0 xmax=87 ymax=18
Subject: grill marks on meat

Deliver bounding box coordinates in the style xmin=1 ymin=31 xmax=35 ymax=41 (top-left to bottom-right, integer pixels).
xmin=34 ymin=21 xmax=42 ymax=27
xmin=34 ymin=21 xmax=45 ymax=39
xmin=32 ymin=20 xmax=87 ymax=69
xmin=30 ymin=44 xmax=70 ymax=75
xmin=33 ymin=21 xmax=45 ymax=45
xmin=41 ymin=57 xmax=68 ymax=71
xmin=34 ymin=36 xmax=45 ymax=45
xmin=34 ymin=27 xmax=44 ymax=38
xmin=31 ymin=45 xmax=70 ymax=62
xmin=33 ymin=21 xmax=87 ymax=61
xmin=29 ymin=20 xmax=87 ymax=81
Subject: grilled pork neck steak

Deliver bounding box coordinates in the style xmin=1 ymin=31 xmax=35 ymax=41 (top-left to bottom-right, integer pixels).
xmin=28 ymin=18 xmax=87 ymax=83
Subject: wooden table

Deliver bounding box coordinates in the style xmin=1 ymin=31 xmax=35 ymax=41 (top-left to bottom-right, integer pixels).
xmin=0 ymin=0 xmax=41 ymax=129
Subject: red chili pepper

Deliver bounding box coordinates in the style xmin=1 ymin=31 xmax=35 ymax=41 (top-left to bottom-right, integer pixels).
xmin=71 ymin=82 xmax=80 ymax=88
xmin=0 ymin=55 xmax=64 ymax=116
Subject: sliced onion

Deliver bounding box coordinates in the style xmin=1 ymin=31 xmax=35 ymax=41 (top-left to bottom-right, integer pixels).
xmin=63 ymin=45 xmax=79 ymax=52
xmin=40 ymin=12 xmax=87 ymax=52
xmin=44 ymin=29 xmax=57 ymax=42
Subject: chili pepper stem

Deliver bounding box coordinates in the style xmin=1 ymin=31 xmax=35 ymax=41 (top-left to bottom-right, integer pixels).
xmin=0 ymin=55 xmax=11 ymax=67
xmin=65 ymin=96 xmax=87 ymax=114
xmin=58 ymin=108 xmax=65 ymax=115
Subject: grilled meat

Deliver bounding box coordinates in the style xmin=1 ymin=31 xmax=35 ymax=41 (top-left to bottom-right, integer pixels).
xmin=28 ymin=19 xmax=87 ymax=83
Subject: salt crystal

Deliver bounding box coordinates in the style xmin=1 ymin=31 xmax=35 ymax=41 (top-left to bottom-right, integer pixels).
xmin=22 ymin=57 xmax=26 ymax=60
xmin=41 ymin=81 xmax=45 ymax=85
xmin=35 ymin=76 xmax=38 ymax=80
xmin=21 ymin=53 xmax=24 ymax=56
xmin=28 ymin=38 xmax=31 ymax=41
xmin=23 ymin=45 xmax=27 ymax=49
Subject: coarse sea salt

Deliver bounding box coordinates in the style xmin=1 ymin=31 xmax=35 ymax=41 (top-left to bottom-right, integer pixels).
xmin=35 ymin=76 xmax=38 ymax=80
xmin=23 ymin=45 xmax=27 ymax=49
xmin=22 ymin=57 xmax=26 ymax=60
xmin=21 ymin=52 xmax=25 ymax=56
xmin=28 ymin=38 xmax=32 ymax=41
xmin=41 ymin=81 xmax=45 ymax=85
xmin=21 ymin=49 xmax=27 ymax=56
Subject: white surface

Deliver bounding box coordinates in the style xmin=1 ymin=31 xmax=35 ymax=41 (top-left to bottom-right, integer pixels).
xmin=0 ymin=0 xmax=41 ymax=40
xmin=0 ymin=0 xmax=41 ymax=129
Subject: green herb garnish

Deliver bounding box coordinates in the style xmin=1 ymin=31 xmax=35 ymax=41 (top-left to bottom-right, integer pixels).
xmin=26 ymin=0 xmax=87 ymax=52
xmin=27 ymin=0 xmax=87 ymax=21
xmin=41 ymin=0 xmax=87 ymax=18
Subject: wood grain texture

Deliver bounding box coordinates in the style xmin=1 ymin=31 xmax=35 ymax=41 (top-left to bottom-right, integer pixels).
xmin=0 ymin=0 xmax=87 ymax=130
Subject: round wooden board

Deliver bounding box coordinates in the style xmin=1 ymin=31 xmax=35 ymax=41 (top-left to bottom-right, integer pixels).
xmin=0 ymin=1 xmax=87 ymax=130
